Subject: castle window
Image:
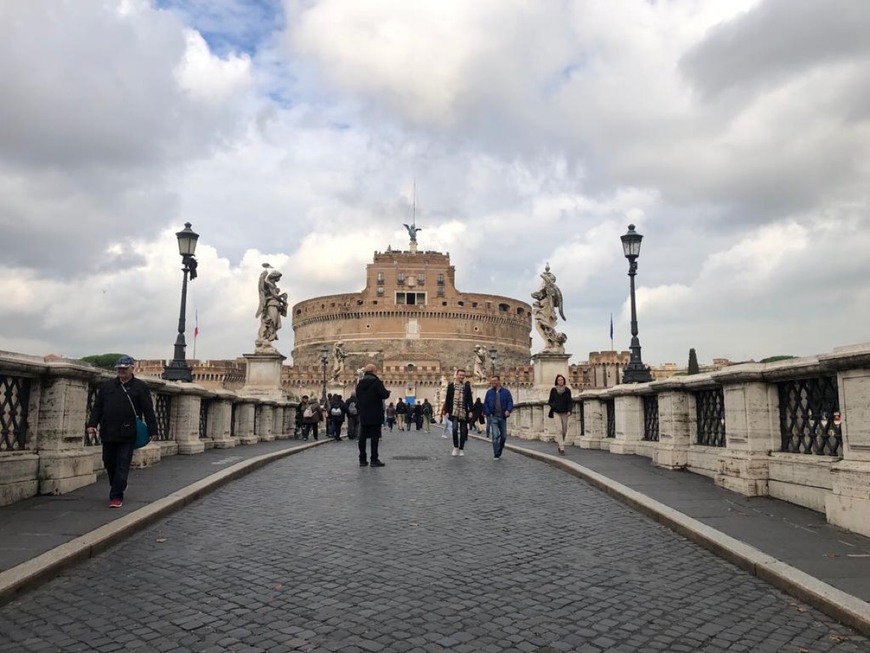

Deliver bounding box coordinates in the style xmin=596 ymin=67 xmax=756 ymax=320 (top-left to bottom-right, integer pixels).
xmin=397 ymin=272 xmax=405 ymax=285
xmin=377 ymin=271 xmax=384 ymax=283
xmin=458 ymin=301 xmax=464 ymax=307
xmin=437 ymin=287 xmax=444 ymax=298
xmin=472 ymin=302 xmax=478 ymax=308
xmin=397 ymin=292 xmax=426 ymax=306
xmin=437 ymin=273 xmax=444 ymax=284
xmin=377 ymin=286 xmax=384 ymax=296
xmin=499 ymin=303 xmax=509 ymax=313
xmin=417 ymin=273 xmax=425 ymax=286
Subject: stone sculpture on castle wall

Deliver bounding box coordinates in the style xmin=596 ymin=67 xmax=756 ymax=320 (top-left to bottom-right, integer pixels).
xmin=472 ymin=344 xmax=488 ymax=383
xmin=531 ymin=263 xmax=568 ymax=354
xmin=255 ymin=264 xmax=288 ymax=353
xmin=331 ymin=341 xmax=347 ymax=381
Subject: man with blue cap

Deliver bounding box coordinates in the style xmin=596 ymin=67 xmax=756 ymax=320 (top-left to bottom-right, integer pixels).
xmin=86 ymin=355 xmax=158 ymax=508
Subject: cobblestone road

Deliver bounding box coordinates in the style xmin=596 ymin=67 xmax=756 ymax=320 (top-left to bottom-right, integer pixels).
xmin=0 ymin=433 xmax=866 ymax=652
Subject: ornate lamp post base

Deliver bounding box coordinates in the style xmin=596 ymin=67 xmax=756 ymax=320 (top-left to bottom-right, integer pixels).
xmin=621 ymin=360 xmax=652 ymax=384
xmin=163 ymin=359 xmax=193 ymax=382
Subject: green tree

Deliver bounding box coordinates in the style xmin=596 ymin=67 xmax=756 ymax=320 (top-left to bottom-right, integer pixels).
xmin=80 ymin=353 xmax=127 ymax=370
xmin=687 ymin=348 xmax=700 ymax=375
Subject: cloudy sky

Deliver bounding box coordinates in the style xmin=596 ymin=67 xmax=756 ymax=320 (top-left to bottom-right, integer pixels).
xmin=1 ymin=0 xmax=868 ymax=368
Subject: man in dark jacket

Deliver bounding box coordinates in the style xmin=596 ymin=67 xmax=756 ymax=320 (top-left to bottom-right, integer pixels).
xmin=442 ymin=369 xmax=474 ymax=456
xmin=345 ymin=393 xmax=359 ymax=440
xmin=86 ymin=356 xmax=158 ymax=508
xmin=394 ymin=398 xmax=408 ymax=431
xmin=355 ymin=363 xmax=390 ymax=467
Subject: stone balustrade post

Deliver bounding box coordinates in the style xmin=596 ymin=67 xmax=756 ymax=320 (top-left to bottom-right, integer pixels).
xmin=36 ymin=360 xmax=101 ymax=495
xmin=576 ymin=391 xmax=606 ymax=449
xmin=169 ymin=384 xmax=206 ymax=455
xmin=236 ymin=400 xmax=258 ymax=445
xmin=530 ymin=403 xmax=546 ymax=441
xmin=610 ymin=385 xmax=646 ymax=455
xmin=711 ymin=364 xmax=779 ymax=496
xmin=272 ymin=404 xmax=289 ymax=439
xmin=650 ymin=379 xmax=695 ymax=470
xmin=821 ymin=345 xmax=870 ymax=537
xmin=210 ymin=391 xmax=237 ymax=449
xmin=258 ymin=402 xmax=276 ymax=441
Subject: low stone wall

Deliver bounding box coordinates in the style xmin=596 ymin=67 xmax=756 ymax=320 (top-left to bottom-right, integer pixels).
xmin=510 ymin=343 xmax=870 ymax=538
xmin=0 ymin=352 xmax=297 ymax=507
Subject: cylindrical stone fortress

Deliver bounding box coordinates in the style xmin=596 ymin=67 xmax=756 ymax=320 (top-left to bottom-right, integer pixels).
xmin=291 ymin=250 xmax=532 ymax=376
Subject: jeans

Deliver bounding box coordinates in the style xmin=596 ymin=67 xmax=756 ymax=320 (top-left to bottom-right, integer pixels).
xmin=451 ymin=419 xmax=469 ymax=450
xmin=488 ymin=416 xmax=507 ymax=458
xmin=102 ymin=441 xmax=135 ymax=500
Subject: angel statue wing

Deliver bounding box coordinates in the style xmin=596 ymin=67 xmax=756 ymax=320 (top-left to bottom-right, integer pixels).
xmin=553 ymin=283 xmax=566 ymax=322
xmin=255 ymin=268 xmax=269 ymax=318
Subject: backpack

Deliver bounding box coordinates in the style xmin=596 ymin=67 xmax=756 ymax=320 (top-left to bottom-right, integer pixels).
xmin=347 ymin=401 xmax=358 ymax=416
xmin=330 ymin=406 xmax=343 ymax=417
xmin=303 ymin=405 xmax=315 ymax=419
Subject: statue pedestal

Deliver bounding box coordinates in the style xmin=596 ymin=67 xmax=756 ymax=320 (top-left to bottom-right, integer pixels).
xmin=531 ymin=352 xmax=571 ymax=400
xmin=241 ymin=351 xmax=287 ymax=401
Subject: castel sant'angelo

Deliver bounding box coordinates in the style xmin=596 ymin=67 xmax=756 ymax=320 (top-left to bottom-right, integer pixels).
xmin=286 ymin=228 xmax=537 ymax=402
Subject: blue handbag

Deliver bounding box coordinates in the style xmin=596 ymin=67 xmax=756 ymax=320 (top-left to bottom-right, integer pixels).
xmin=122 ymin=383 xmax=151 ymax=449
xmin=134 ymin=418 xmax=150 ymax=449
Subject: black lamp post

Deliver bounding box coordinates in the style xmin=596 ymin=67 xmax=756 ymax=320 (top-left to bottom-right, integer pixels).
xmin=620 ymin=224 xmax=652 ymax=384
xmin=319 ymin=345 xmax=329 ymax=403
xmin=163 ymin=222 xmax=199 ymax=382
xmin=488 ymin=346 xmax=498 ymax=377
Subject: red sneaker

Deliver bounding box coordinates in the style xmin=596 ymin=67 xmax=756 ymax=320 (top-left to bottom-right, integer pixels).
xmin=109 ymin=499 xmax=123 ymax=508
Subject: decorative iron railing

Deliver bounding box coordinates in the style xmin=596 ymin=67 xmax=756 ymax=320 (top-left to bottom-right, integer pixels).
xmin=605 ymin=399 xmax=615 ymax=438
xmin=778 ymin=376 xmax=842 ymax=457
xmin=199 ymin=398 xmax=212 ymax=440
xmin=695 ymin=388 xmax=726 ymax=447
xmin=0 ymin=374 xmax=31 ymax=452
xmin=154 ymin=393 xmax=172 ymax=441
xmin=84 ymin=382 xmax=101 ymax=446
xmin=643 ymin=395 xmax=660 ymax=441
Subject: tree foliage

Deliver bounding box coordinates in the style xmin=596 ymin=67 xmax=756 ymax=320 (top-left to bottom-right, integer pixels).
xmin=80 ymin=353 xmax=127 ymax=370
xmin=687 ymin=348 xmax=700 ymax=375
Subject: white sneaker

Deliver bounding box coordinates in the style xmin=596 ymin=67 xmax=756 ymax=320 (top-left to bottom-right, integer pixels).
xmin=442 ymin=433 xmax=448 ymax=438
xmin=451 ymin=447 xmax=459 ymax=456
xmin=493 ymin=456 xmax=500 ymax=460
xmin=459 ymin=450 xmax=465 ymax=457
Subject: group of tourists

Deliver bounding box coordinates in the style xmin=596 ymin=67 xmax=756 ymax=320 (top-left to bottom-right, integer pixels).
xmin=293 ymin=393 xmax=360 ymax=441
xmin=385 ymin=397 xmax=435 ymax=432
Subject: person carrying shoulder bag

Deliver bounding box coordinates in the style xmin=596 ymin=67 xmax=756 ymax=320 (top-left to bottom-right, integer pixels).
xmin=547 ymin=374 xmax=572 ymax=455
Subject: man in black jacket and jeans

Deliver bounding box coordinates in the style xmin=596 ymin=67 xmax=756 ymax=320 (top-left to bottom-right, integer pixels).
xmin=355 ymin=363 xmax=390 ymax=467
xmin=86 ymin=356 xmax=158 ymax=508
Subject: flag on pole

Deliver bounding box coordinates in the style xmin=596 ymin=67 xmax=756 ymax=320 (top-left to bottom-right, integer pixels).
xmin=609 ymin=313 xmax=614 ymax=351
xmin=193 ymin=309 xmax=199 ymax=359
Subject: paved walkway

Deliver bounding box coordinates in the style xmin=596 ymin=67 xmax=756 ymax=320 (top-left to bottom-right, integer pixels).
xmin=0 ymin=432 xmax=868 ymax=652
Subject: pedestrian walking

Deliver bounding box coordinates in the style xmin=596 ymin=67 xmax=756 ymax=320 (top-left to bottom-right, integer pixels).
xmin=327 ymin=394 xmax=346 ymax=440
xmin=413 ymin=402 xmax=423 ymax=430
xmin=442 ymin=369 xmax=473 ymax=457
xmin=484 ymin=375 xmax=514 ymax=460
xmin=470 ymin=397 xmax=485 ymax=434
xmin=441 ymin=414 xmax=452 ymax=438
xmin=302 ymin=397 xmax=322 ymax=440
xmin=547 ymin=374 xmax=573 ymax=455
xmin=345 ymin=393 xmax=359 ymax=440
xmin=385 ymin=402 xmax=396 ymax=431
xmin=395 ymin=398 xmax=408 ymax=431
xmin=85 ymin=356 xmax=158 ymax=508
xmin=294 ymin=395 xmax=309 ymax=439
xmin=421 ymin=398 xmax=433 ymax=432
xmin=356 ymin=363 xmax=390 ymax=467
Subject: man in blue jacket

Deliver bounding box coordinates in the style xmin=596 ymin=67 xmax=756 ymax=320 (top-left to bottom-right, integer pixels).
xmin=483 ymin=374 xmax=514 ymax=460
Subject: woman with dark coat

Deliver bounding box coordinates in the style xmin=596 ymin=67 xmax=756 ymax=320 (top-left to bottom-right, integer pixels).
xmin=547 ymin=374 xmax=573 ymax=454
xmin=470 ymin=398 xmax=485 ymax=433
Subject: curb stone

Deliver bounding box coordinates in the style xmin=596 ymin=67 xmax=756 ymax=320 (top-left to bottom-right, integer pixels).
xmin=0 ymin=440 xmax=329 ymax=607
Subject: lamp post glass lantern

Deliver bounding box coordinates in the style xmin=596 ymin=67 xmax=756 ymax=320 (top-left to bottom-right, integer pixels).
xmin=620 ymin=224 xmax=652 ymax=384
xmin=163 ymin=222 xmax=199 ymax=382
xmin=319 ymin=345 xmax=329 ymax=403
